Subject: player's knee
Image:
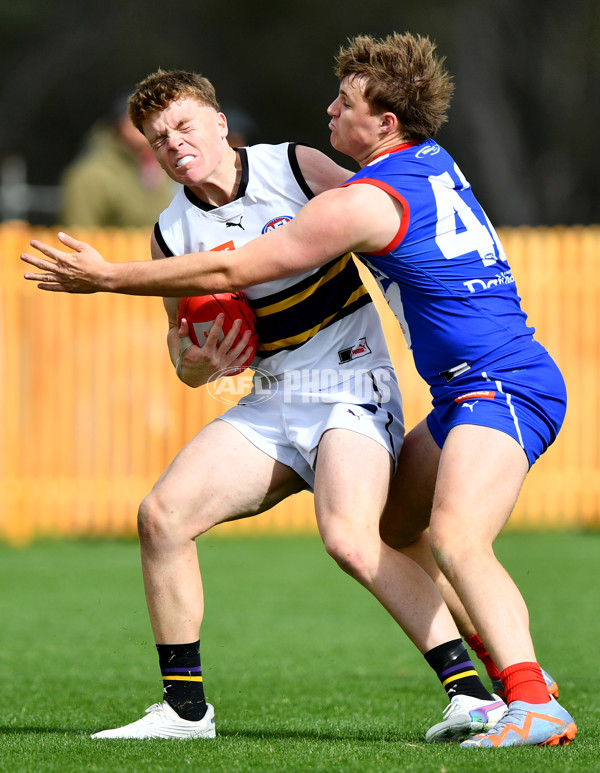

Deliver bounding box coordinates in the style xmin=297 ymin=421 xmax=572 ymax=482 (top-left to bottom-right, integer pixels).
xmin=322 ymin=533 xmax=374 ymax=584
xmin=137 ymin=489 xmax=198 ymax=546
xmin=137 ymin=491 xmax=168 ymax=545
xmin=428 ymin=518 xmax=471 ymax=576
xmin=380 ymin=510 xmax=424 ymax=549
xmin=379 ymin=489 xmax=433 ymax=551
xmin=138 ymin=489 xmax=213 ymax=546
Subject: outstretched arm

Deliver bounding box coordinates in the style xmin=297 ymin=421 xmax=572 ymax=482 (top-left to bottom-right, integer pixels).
xmin=22 ymin=184 xmax=402 ymax=296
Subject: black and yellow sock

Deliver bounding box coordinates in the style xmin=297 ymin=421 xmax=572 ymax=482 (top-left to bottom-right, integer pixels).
xmin=424 ymin=638 xmax=494 ymax=701
xmin=156 ymin=640 xmax=207 ymax=721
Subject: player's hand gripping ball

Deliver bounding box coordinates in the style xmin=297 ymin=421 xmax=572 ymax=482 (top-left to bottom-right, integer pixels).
xmin=177 ymin=292 xmax=258 ymax=375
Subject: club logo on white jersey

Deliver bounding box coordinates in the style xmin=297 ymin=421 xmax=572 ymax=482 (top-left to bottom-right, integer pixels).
xmin=262 ymin=215 xmax=293 ymax=233
xmin=338 ymin=337 xmax=372 ymax=364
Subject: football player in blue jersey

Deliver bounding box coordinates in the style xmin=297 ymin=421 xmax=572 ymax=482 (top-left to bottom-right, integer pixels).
xmin=23 ymin=33 xmax=576 ymax=748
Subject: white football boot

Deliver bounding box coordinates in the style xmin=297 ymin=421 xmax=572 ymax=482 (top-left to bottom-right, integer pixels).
xmin=425 ymin=694 xmax=507 ymax=743
xmin=91 ymin=701 xmax=216 ymax=739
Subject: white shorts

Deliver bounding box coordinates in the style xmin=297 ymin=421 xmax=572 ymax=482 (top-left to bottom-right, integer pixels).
xmin=218 ymin=365 xmax=404 ymax=490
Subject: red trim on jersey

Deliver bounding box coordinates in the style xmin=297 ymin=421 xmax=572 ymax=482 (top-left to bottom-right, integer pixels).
xmin=454 ymin=390 xmax=496 ymax=403
xmin=340 ymin=178 xmax=410 ymax=256
xmin=370 ymin=141 xmax=420 ymax=161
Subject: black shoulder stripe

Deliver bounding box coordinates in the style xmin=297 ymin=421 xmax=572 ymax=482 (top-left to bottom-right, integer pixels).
xmin=236 ymin=147 xmax=249 ymax=199
xmin=288 ymin=143 xmax=316 ymax=200
xmin=153 ymin=222 xmax=173 ymax=257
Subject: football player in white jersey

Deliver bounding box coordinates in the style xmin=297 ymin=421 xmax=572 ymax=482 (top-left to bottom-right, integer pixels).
xmin=23 ymin=69 xmax=507 ymax=742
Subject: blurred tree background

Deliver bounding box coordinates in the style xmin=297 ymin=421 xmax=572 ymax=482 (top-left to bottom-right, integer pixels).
xmin=0 ymin=0 xmax=598 ymax=226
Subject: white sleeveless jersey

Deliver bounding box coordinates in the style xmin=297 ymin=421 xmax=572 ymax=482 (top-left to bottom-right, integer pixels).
xmin=155 ymin=142 xmax=394 ymax=377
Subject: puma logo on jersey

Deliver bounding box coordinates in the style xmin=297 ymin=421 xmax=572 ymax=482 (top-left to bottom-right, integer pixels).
xmin=226 ymin=216 xmax=244 ymax=229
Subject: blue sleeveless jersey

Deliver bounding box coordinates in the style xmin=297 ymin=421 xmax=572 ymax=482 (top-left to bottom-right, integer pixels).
xmin=343 ymin=139 xmax=540 ymax=386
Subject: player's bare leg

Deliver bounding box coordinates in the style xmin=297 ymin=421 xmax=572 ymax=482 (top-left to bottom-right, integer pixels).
xmin=431 ymin=426 xmax=577 ymax=748
xmin=138 ymin=419 xmax=305 ymax=643
xmin=313 ymin=428 xmax=506 ymax=742
xmin=92 ymin=419 xmax=304 ymax=739
xmin=427 ymin=425 xmax=534 ymax=669
xmin=381 ymin=419 xmax=563 ymax=734
xmin=380 ymin=419 xmax=476 ymax=636
xmin=381 ymin=420 xmax=533 ymax=658
xmin=313 ymin=428 xmax=461 ymax=653
xmin=380 ymin=418 xmax=438 ymax=547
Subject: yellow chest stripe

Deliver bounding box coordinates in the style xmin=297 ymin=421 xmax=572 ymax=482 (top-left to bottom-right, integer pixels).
xmin=258 ymin=284 xmax=369 ymax=351
xmin=253 ymin=254 xmax=352 ymax=318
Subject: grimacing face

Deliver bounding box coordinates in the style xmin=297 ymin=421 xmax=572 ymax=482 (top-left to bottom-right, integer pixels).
xmin=142 ymin=97 xmax=229 ymax=188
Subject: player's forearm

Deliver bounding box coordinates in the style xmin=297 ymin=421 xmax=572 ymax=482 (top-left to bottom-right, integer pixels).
xmin=23 ymin=216 xmax=331 ymax=296
xmin=103 ymin=253 xmax=241 ymax=297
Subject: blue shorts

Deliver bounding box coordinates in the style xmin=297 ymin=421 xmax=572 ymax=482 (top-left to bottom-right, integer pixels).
xmin=426 ymin=350 xmax=567 ymax=467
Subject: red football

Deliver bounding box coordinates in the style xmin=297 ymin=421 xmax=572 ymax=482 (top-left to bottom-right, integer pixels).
xmin=177 ymin=292 xmax=258 ymax=375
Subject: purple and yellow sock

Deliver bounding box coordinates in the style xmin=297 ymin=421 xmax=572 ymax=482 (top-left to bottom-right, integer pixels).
xmin=425 ymin=638 xmax=494 ymax=701
xmin=156 ymin=640 xmax=207 ymax=721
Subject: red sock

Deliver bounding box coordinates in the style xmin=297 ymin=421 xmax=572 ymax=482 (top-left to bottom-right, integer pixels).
xmin=501 ymin=662 xmax=551 ymax=704
xmin=465 ymin=633 xmax=501 ymax=681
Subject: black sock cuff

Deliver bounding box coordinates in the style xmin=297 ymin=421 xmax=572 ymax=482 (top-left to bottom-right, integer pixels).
xmin=424 ymin=638 xmax=466 ymax=670
xmin=156 ymin=640 xmax=200 ymax=663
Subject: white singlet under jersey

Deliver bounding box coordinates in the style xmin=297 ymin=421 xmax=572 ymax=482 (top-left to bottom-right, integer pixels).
xmin=154 ymin=142 xmax=394 ymax=378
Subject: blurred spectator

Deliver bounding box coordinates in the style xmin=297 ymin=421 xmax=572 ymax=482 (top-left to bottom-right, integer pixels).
xmin=59 ymin=90 xmax=174 ymax=228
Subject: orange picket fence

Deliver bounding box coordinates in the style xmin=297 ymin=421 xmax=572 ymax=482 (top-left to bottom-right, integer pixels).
xmin=1 ymin=222 xmax=599 ymax=542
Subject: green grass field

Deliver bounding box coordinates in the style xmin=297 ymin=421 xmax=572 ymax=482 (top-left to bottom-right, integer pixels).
xmin=0 ymin=532 xmax=598 ymax=772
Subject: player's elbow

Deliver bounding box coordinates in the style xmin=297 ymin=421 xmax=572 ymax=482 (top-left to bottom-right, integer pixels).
xmin=212 ymin=258 xmax=256 ymax=293
xmin=204 ymin=269 xmax=246 ymax=293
